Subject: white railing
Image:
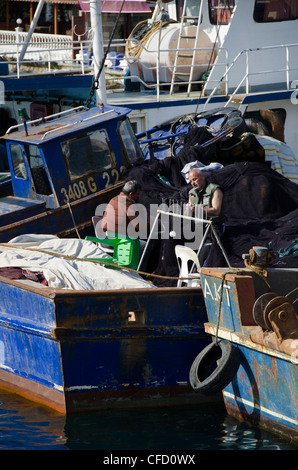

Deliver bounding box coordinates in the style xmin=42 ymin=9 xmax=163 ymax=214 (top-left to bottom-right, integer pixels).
xmin=1 ymin=30 xmax=297 ymax=105
xmin=0 ymin=30 xmax=72 ymax=47
xmin=0 ymin=31 xmax=230 ymax=97
xmin=0 ymin=30 xmax=94 ymax=77
xmin=204 ymin=43 xmax=298 ymax=109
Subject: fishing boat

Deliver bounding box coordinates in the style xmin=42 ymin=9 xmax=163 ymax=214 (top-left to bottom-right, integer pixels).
xmin=0 ymin=0 xmax=297 ymax=157
xmin=0 ymin=104 xmax=144 ymax=242
xmin=0 ymin=99 xmax=216 ymax=414
xmin=189 ymin=245 xmax=298 ymax=442
xmin=0 ymin=0 xmax=297 ymax=416
xmin=0 ymin=232 xmax=212 ymax=414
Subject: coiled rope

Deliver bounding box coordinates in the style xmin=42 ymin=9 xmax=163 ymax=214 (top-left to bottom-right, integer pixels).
xmin=125 ymin=20 xmax=174 ymax=62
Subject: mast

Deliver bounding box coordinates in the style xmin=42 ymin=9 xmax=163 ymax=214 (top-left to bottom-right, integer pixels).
xmin=89 ymin=0 xmax=107 ymax=105
xmin=14 ymin=0 xmax=46 ymax=73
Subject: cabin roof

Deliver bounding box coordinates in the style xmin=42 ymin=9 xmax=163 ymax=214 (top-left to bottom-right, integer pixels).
xmin=2 ymin=105 xmax=131 ymax=145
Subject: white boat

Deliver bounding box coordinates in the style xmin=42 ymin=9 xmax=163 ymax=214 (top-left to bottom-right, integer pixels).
xmin=0 ymin=0 xmax=297 ymax=160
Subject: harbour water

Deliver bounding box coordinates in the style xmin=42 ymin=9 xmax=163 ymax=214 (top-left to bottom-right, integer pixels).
xmin=0 ymin=390 xmax=296 ymax=451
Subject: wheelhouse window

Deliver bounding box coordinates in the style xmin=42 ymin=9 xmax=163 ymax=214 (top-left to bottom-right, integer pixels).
xmin=183 ymin=0 xmax=203 ymax=23
xmin=25 ymin=144 xmax=52 ymax=195
xmin=118 ymin=118 xmax=143 ymax=165
xmin=61 ymin=129 xmax=115 ymax=180
xmin=254 ymin=0 xmax=298 ymax=22
xmin=10 ymin=143 xmax=27 ymax=179
xmin=208 ymin=0 xmax=235 ymax=25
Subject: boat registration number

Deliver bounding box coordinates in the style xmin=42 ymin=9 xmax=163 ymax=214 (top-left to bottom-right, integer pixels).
xmin=60 ymin=168 xmax=125 ymax=203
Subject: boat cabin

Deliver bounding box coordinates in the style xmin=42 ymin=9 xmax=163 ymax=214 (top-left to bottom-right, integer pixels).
xmin=0 ymin=105 xmax=144 ymax=240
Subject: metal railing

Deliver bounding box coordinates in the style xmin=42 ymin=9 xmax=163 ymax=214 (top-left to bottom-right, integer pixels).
xmin=1 ymin=29 xmax=297 ymax=103
xmin=0 ymin=30 xmax=79 ymax=75
xmin=204 ymin=43 xmax=298 ymax=109
xmin=0 ymin=29 xmax=229 ymax=97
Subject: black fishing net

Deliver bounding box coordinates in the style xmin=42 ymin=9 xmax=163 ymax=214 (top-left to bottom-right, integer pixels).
xmin=124 ymin=119 xmax=298 ymax=286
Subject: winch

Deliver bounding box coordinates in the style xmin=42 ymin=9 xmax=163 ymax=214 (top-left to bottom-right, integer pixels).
xmin=253 ymin=292 xmax=298 ymax=342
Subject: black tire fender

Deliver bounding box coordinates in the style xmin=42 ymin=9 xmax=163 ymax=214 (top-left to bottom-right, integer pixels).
xmin=189 ymin=340 xmax=241 ymax=395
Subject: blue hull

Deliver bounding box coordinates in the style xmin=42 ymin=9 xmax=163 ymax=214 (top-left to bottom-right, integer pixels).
xmin=0 ymin=278 xmax=210 ymax=413
xmin=200 ymin=267 xmax=298 ymax=442
xmin=0 ymin=183 xmax=122 ymax=243
xmin=205 ymin=324 xmax=298 ymax=441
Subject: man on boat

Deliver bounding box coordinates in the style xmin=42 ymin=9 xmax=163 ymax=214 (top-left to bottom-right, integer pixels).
xmin=187 ymin=169 xmax=224 ymax=229
xmin=101 ymin=180 xmax=149 ymax=248
xmin=186 ymin=169 xmax=224 ymax=262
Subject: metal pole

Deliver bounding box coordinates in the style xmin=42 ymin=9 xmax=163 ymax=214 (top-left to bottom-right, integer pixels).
xmin=13 ymin=0 xmax=46 ymax=73
xmin=89 ymin=0 xmax=107 ymax=105
xmin=137 ymin=212 xmax=160 ymax=270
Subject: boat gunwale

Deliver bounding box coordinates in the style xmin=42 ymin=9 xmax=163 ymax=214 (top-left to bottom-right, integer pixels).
xmin=204 ymin=323 xmax=297 ymax=362
xmin=0 ymin=274 xmax=202 ymax=298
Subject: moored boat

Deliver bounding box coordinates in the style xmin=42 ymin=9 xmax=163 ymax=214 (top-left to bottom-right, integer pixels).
xmin=0 ymin=104 xmax=143 ymax=242
xmin=0 ymin=234 xmax=210 ymax=414
xmin=190 ymin=247 xmax=298 ymax=442
xmin=1 ymin=0 xmax=298 ymax=158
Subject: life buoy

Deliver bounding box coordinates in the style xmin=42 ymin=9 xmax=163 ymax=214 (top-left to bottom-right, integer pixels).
xmin=189 ymin=340 xmax=241 ymax=395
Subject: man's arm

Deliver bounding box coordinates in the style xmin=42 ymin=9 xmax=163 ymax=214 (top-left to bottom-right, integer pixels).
xmin=207 ymin=188 xmax=223 ymax=217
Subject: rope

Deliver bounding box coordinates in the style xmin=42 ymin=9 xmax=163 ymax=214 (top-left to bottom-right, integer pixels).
xmin=67 ymin=201 xmax=81 ymax=239
xmin=125 ymin=20 xmax=174 ymax=62
xmin=193 ymin=0 xmax=237 ymax=113
xmin=214 ymin=268 xmax=246 ymax=344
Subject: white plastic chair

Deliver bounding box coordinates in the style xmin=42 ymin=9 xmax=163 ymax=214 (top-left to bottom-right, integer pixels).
xmin=175 ymin=245 xmax=201 ymax=287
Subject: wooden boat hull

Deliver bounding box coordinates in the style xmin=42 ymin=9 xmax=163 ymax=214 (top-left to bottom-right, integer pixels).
xmin=0 ymin=278 xmax=211 ymax=413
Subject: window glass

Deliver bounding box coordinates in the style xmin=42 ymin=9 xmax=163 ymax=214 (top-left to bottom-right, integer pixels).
xmin=61 ymin=129 xmax=115 ymax=180
xmin=26 ymin=144 xmax=43 ymax=168
xmin=208 ymin=0 xmax=235 ymax=25
xmin=253 ymin=0 xmax=298 ymax=22
xmin=25 ymin=144 xmax=52 ymax=195
xmin=184 ymin=0 xmax=202 ymax=23
xmin=10 ymin=144 xmax=27 ymax=179
xmin=118 ymin=118 xmax=143 ymax=165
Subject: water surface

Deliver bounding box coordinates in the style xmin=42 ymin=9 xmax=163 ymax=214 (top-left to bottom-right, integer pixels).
xmin=0 ymin=391 xmax=296 ymax=451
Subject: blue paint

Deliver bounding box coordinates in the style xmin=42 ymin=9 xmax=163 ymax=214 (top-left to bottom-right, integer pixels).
xmin=0 ymin=105 xmax=143 ymax=242
xmin=224 ymin=344 xmax=297 ymax=436
xmin=0 ymin=281 xmax=210 ymax=413
xmin=200 ymin=267 xmax=298 ymax=442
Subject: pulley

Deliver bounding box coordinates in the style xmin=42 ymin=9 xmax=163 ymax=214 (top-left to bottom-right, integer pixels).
xmin=253 ymin=293 xmax=298 ymax=341
xmin=253 ymin=292 xmax=278 ymax=330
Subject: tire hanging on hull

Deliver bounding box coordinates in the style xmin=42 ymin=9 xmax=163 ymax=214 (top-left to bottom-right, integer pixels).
xmin=189 ymin=340 xmax=241 ymax=395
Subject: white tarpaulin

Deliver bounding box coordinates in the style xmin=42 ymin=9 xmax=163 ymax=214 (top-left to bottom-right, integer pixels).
xmin=0 ymin=235 xmax=155 ymax=290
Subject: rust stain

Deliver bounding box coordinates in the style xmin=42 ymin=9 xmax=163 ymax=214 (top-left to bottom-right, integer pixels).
xmin=253 ymin=357 xmax=262 ymax=380
xmin=270 ymin=356 xmax=278 ymax=378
